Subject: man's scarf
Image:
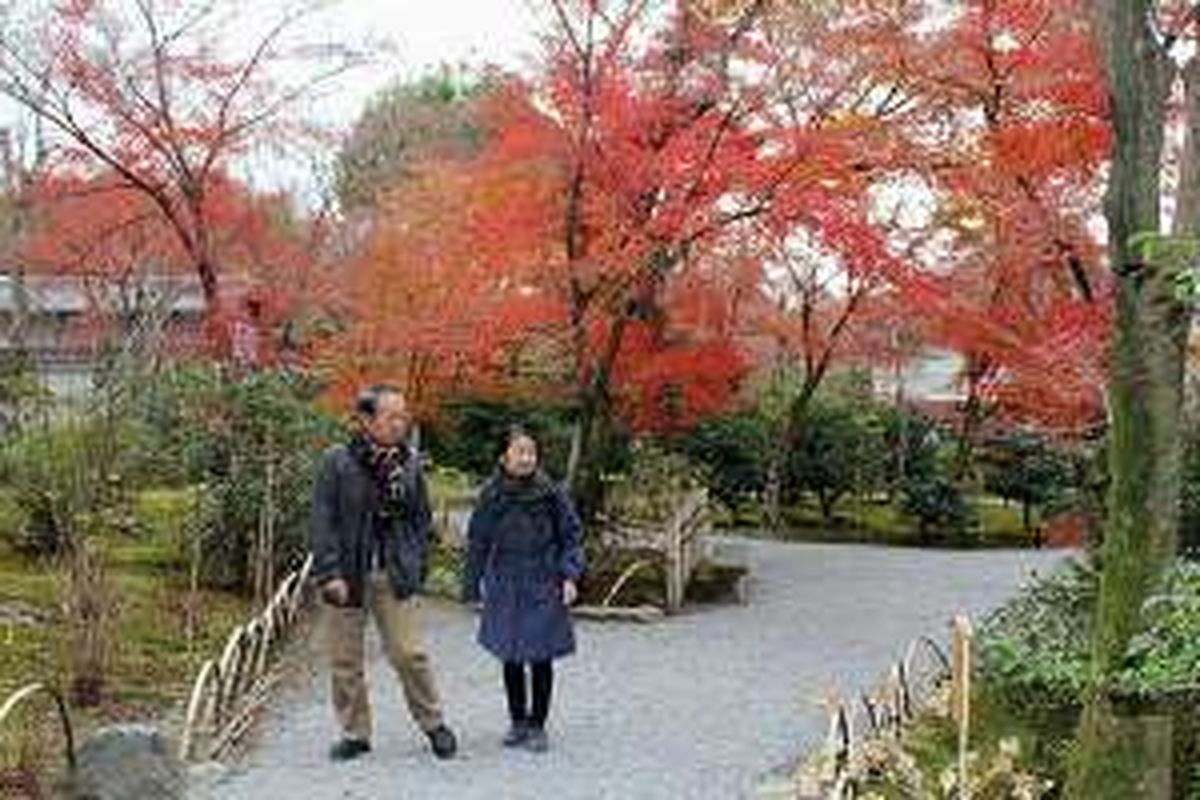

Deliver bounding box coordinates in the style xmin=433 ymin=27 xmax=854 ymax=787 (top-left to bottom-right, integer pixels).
xmin=349 ymin=432 xmax=412 ymax=518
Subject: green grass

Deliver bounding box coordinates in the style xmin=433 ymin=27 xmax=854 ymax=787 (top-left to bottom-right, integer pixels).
xmin=0 ymin=488 xmax=19 ymax=538
xmin=976 ymin=501 xmax=1032 ymax=544
xmin=135 ymin=487 xmax=201 ymax=539
xmin=0 ymin=542 xmax=251 ymax=702
xmin=0 ymin=487 xmax=252 ymax=781
xmin=717 ymin=494 xmax=1035 ymax=548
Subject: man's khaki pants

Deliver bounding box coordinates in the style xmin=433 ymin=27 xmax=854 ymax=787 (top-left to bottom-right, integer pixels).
xmin=322 ymin=571 xmax=444 ymax=740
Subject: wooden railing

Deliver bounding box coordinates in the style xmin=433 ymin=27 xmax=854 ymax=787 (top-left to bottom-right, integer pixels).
xmin=178 ymin=554 xmax=313 ymax=762
xmin=0 ymin=682 xmax=76 ymax=792
xmin=794 ymin=635 xmax=952 ymax=798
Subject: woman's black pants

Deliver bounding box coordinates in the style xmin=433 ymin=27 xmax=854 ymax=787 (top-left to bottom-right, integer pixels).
xmin=503 ymin=660 xmax=553 ymax=728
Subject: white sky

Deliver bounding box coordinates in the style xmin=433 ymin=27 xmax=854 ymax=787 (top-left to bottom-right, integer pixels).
xmin=271 ymin=0 xmax=547 ymax=200
xmin=233 ymin=0 xmax=545 ymax=200
xmin=256 ymin=1 xmax=543 ymax=198
xmin=306 ymin=0 xmax=543 ymax=122
xmin=0 ymin=0 xmax=545 ymax=203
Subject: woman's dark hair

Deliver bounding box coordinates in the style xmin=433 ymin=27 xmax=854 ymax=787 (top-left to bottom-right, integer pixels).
xmin=355 ymin=384 xmax=404 ymax=418
xmin=500 ymin=424 xmax=539 ymax=457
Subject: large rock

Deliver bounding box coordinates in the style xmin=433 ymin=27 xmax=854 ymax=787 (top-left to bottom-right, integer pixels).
xmin=186 ymin=761 xmax=230 ymax=797
xmin=69 ymin=724 xmax=185 ymax=800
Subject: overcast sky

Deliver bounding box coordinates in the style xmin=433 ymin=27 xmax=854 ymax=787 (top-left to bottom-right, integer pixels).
xmin=307 ymin=0 xmax=542 ymax=123
xmin=0 ymin=0 xmax=546 ymax=203
xmin=259 ymin=0 xmax=545 ymax=200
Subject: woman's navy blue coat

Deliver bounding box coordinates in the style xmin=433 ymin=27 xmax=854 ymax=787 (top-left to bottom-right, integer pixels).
xmin=462 ymin=472 xmax=585 ymax=662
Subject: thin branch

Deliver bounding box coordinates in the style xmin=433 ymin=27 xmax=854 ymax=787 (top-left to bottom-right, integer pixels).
xmin=213 ymin=59 xmax=360 ymax=151
xmin=135 ymin=0 xmax=201 ymax=191
xmin=200 ymin=8 xmax=306 ymax=179
xmin=549 ymin=0 xmax=589 ymax=64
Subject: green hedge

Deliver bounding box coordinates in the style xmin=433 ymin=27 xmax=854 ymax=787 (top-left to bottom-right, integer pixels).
xmin=979 ymin=558 xmax=1200 ymax=704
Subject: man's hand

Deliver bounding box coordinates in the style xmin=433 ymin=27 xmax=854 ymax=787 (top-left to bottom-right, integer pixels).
xmin=562 ymin=579 xmax=578 ymax=607
xmin=321 ymin=578 xmax=349 ymax=607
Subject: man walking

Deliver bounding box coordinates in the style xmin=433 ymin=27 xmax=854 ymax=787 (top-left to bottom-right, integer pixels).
xmin=310 ymin=384 xmax=457 ymax=761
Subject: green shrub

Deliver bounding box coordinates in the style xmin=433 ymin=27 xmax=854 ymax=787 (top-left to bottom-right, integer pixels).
xmin=426 ymin=465 xmax=477 ymax=508
xmin=424 ymin=395 xmax=577 ymax=480
xmin=603 ymin=440 xmax=703 ymax=524
xmin=979 ymin=558 xmax=1200 ymax=702
xmin=424 ymin=540 xmax=466 ymax=600
xmin=901 ymin=475 xmax=974 ymax=542
xmin=979 ymin=559 xmax=1096 ymax=707
xmin=0 ymin=416 xmax=141 ymax=557
xmin=788 ymin=400 xmax=890 ymax=521
xmin=0 ymin=351 xmax=51 ymax=437
xmin=1121 ymin=561 xmax=1200 ymax=697
xmin=129 ymin=364 xmax=343 ymax=592
xmin=880 ymin=405 xmax=943 ymax=488
xmin=0 ymin=488 xmax=25 ymax=549
xmin=674 ymin=410 xmax=771 ymax=508
xmin=134 ymin=489 xmax=197 ymax=546
xmin=978 ymin=559 xmax=1200 ymax=792
xmin=980 ymin=434 xmax=1076 ymax=533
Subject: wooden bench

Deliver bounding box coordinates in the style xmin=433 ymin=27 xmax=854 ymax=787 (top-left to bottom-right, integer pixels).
xmin=598 ymin=488 xmax=711 ymax=614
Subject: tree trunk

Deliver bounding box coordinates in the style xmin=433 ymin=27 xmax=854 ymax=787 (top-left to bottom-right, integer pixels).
xmin=762 ymin=458 xmax=782 ymax=530
xmin=818 ymin=491 xmax=835 ymax=525
xmin=893 ymin=360 xmax=907 ymax=503
xmin=765 ymin=377 xmax=820 ymax=530
xmin=186 ymin=187 xmax=225 ymax=356
xmin=566 ymin=390 xmax=616 ymax=525
xmin=565 ymin=369 xmax=613 ymax=524
xmin=1068 ymin=3 xmax=1183 ymax=796
xmin=566 ymin=294 xmax=635 ymax=522
xmin=954 ymin=354 xmax=989 ymax=484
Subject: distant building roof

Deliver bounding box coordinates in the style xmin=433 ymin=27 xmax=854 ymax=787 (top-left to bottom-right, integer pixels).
xmin=873 ymin=349 xmax=964 ymax=402
xmin=0 ymin=272 xmax=207 ymax=315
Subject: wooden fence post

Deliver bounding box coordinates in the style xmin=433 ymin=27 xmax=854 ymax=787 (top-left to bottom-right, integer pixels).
xmin=951 ymin=614 xmax=973 ymax=800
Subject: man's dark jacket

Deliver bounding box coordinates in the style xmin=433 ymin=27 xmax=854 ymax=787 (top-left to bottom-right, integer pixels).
xmin=310 ymin=442 xmax=433 ymax=606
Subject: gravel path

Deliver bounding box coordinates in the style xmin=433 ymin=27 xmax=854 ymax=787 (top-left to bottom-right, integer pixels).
xmin=196 ymin=539 xmax=1067 ymax=800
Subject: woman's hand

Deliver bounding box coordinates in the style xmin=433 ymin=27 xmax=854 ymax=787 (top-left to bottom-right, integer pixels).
xmin=562 ymin=579 xmax=578 ymax=606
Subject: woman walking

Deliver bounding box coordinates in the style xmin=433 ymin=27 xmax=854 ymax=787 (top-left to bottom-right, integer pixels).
xmin=462 ymin=426 xmax=585 ymax=752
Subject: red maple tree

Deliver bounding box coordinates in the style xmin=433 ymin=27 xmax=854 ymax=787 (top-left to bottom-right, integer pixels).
xmin=0 ymin=0 xmax=363 ymax=354
xmin=16 ymin=169 xmax=336 ymax=368
xmin=830 ymin=0 xmax=1114 ymax=443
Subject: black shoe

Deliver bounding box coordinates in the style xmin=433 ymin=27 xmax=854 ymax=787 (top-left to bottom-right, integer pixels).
xmin=502 ymin=721 xmax=529 ymax=747
xmin=427 ymin=724 xmax=458 ymax=759
xmin=523 ymin=727 xmax=548 ymax=753
xmin=329 ymin=738 xmax=371 ymax=761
